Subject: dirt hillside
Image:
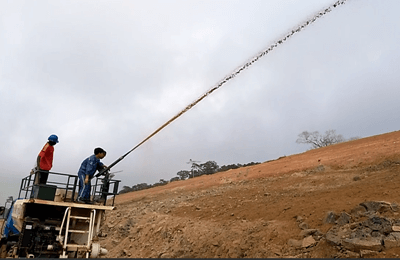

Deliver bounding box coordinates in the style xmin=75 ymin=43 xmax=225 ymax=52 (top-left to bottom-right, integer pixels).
xmin=97 ymin=130 xmax=400 ymax=258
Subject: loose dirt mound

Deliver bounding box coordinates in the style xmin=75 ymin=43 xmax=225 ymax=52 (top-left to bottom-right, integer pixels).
xmin=98 ymin=130 xmax=400 ymax=258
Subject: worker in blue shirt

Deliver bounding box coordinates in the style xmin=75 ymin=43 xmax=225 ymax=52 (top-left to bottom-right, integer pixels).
xmin=77 ymin=147 xmax=107 ymax=203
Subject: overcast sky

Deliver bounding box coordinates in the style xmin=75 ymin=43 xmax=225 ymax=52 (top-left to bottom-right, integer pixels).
xmin=1 ymin=0 xmax=399 ymax=203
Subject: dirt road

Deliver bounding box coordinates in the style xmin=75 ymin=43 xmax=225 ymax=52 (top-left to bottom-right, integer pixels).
xmin=98 ymin=130 xmax=400 ymax=258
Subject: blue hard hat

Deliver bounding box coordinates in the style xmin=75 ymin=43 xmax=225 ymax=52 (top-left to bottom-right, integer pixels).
xmin=48 ymin=134 xmax=59 ymax=143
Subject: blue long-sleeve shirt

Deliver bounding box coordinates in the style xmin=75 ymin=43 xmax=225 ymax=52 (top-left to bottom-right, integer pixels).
xmin=77 ymin=154 xmax=104 ymax=179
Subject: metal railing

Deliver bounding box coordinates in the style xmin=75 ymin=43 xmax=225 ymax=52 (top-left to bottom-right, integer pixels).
xmin=18 ymin=171 xmax=120 ymax=206
xmin=92 ymin=177 xmax=120 ymax=206
xmin=18 ymin=171 xmax=78 ymax=201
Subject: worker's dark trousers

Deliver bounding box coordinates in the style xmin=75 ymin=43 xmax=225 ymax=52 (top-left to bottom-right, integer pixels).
xmin=34 ymin=171 xmax=49 ymax=185
xmin=31 ymin=171 xmax=49 ymax=198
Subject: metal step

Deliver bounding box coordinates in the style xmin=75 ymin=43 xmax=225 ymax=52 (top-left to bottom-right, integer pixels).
xmin=70 ymin=215 xmax=90 ymax=220
xmin=68 ymin=229 xmax=89 ymax=234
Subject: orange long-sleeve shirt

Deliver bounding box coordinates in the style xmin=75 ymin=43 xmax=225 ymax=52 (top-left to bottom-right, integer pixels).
xmin=38 ymin=143 xmax=54 ymax=170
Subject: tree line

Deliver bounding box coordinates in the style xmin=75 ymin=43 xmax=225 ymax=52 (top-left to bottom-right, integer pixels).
xmin=119 ymin=129 xmax=359 ymax=194
xmin=119 ymin=161 xmax=260 ymax=194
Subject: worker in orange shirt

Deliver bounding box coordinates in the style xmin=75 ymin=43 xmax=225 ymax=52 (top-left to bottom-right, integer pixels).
xmin=32 ymin=134 xmax=59 ymax=184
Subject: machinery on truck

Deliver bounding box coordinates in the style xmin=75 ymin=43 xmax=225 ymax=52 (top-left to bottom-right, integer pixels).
xmin=0 ymin=170 xmax=120 ymax=258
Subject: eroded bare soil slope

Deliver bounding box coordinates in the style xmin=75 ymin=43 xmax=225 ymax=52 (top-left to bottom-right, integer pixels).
xmin=98 ymin=130 xmax=400 ymax=258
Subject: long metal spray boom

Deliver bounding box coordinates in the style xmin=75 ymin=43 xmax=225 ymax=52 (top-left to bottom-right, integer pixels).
xmin=96 ymin=0 xmax=348 ymax=177
xmin=96 ymin=90 xmax=214 ymax=177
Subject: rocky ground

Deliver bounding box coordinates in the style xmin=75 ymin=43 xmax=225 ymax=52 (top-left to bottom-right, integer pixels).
xmin=96 ymin=130 xmax=400 ymax=258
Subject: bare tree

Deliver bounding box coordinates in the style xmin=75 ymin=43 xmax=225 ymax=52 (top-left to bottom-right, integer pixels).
xmin=296 ymin=129 xmax=345 ymax=149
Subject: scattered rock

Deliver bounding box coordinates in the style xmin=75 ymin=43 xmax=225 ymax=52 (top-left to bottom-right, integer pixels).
xmin=298 ymin=222 xmax=309 ymax=230
xmin=342 ymin=237 xmax=383 ymax=252
xmin=350 ymin=205 xmax=367 ymax=218
xmin=299 ymin=229 xmax=317 ymax=238
xmin=349 ymin=222 xmax=358 ymax=229
xmin=296 ymin=215 xmax=304 ymax=222
xmin=98 ymin=231 xmax=107 ymax=237
xmin=212 ymin=241 xmax=219 ymax=246
xmin=391 ymin=203 xmax=399 ymax=212
xmin=326 ymin=227 xmax=342 ymax=246
xmin=325 ymin=211 xmax=338 ymax=224
xmin=288 ymin=239 xmax=302 ymax=248
xmin=345 ymin=250 xmax=360 ymax=258
xmin=336 ymin=212 xmax=351 ymax=226
xmin=360 ymin=201 xmax=391 ymax=214
xmin=383 ymin=234 xmax=400 ymax=249
xmin=363 ymin=216 xmax=391 ymax=234
xmin=325 ymin=201 xmax=400 ymax=253
xmin=359 ymin=249 xmax=378 ymax=258
xmin=393 ymin=226 xmax=400 ymax=232
xmin=302 ymin=236 xmax=317 ymax=248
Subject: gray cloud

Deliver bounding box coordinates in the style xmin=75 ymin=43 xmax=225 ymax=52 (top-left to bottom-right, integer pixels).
xmin=1 ymin=0 xmax=399 ymax=202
